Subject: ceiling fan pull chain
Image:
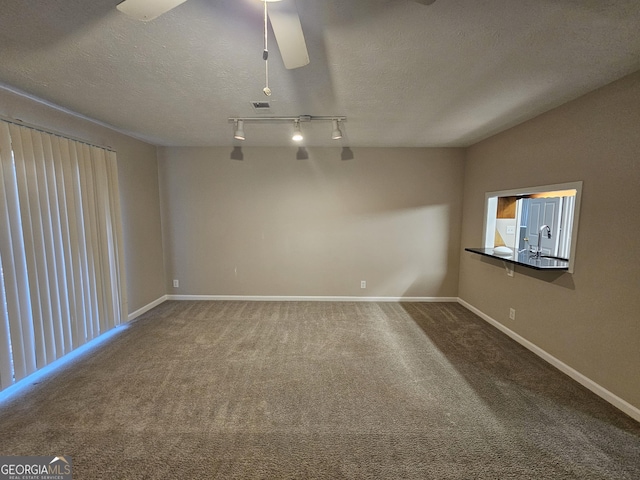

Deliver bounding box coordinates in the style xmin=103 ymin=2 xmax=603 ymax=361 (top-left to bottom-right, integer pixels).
xmin=263 ymin=0 xmax=271 ymax=96
xmin=264 ymin=60 xmax=271 ymax=96
xmin=263 ymin=0 xmax=269 ymax=60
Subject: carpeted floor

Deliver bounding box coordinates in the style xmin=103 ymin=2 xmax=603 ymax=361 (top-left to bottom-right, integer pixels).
xmin=0 ymin=301 xmax=638 ymax=479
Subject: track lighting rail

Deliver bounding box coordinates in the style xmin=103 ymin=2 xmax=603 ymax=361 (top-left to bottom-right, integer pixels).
xmin=228 ymin=115 xmax=346 ymax=123
xmin=229 ymin=115 xmax=346 ymax=141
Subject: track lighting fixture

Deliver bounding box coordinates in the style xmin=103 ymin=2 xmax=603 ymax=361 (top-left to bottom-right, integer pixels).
xmin=233 ymin=120 xmax=245 ymax=140
xmin=292 ymin=120 xmax=303 ymax=142
xmin=228 ymin=115 xmax=346 ymax=142
xmin=331 ymin=119 xmax=343 ymax=140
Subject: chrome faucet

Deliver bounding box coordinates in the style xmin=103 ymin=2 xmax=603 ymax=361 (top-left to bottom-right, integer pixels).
xmin=535 ymin=224 xmax=551 ymax=257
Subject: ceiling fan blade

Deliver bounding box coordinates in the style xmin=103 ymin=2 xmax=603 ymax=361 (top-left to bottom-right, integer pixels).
xmin=415 ymin=0 xmax=437 ymax=4
xmin=267 ymin=1 xmax=310 ymax=70
xmin=116 ymin=0 xmax=189 ymax=22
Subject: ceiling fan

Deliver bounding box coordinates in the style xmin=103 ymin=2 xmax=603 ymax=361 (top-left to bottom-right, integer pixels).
xmin=116 ymin=0 xmax=436 ymax=70
xmin=116 ymin=0 xmax=310 ymax=70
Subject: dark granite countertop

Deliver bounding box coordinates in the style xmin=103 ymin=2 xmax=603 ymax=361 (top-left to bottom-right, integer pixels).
xmin=465 ymin=247 xmax=569 ymax=271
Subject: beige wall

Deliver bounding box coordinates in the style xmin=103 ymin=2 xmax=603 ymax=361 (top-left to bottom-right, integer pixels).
xmin=459 ymin=71 xmax=640 ymax=410
xmin=0 ymin=87 xmax=166 ymax=315
xmin=159 ymin=147 xmax=465 ymax=298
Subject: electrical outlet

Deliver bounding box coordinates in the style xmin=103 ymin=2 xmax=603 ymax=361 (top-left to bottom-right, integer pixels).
xmin=509 ymin=308 xmax=516 ymax=320
xmin=173 ymin=279 xmax=179 ymax=288
xmin=360 ymin=280 xmax=366 ymax=289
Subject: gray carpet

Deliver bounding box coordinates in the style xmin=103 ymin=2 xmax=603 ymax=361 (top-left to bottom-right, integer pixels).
xmin=0 ymin=301 xmax=638 ymax=479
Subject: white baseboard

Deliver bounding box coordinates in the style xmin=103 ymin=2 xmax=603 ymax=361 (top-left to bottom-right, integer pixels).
xmin=166 ymin=295 xmax=459 ymax=303
xmin=457 ymin=298 xmax=640 ymax=423
xmin=127 ymin=295 xmax=168 ymax=321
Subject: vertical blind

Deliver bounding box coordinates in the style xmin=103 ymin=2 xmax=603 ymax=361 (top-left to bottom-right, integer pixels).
xmin=0 ymin=120 xmax=127 ymax=392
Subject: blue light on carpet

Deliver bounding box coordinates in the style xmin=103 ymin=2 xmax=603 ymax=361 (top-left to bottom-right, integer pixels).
xmin=0 ymin=323 xmax=130 ymax=406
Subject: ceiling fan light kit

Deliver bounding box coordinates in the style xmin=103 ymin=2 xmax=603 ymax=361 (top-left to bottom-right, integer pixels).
xmin=228 ymin=116 xmax=346 ymax=143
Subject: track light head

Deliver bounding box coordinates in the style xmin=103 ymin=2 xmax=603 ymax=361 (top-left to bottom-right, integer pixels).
xmin=331 ymin=119 xmax=343 ymax=140
xmin=234 ymin=120 xmax=245 ymax=140
xmin=292 ymin=120 xmax=303 ymax=142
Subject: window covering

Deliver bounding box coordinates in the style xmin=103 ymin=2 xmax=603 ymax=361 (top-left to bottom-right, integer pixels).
xmin=0 ymin=120 xmax=126 ymax=391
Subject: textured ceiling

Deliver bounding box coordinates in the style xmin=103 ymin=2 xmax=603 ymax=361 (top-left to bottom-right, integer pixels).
xmin=0 ymin=0 xmax=639 ymax=147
